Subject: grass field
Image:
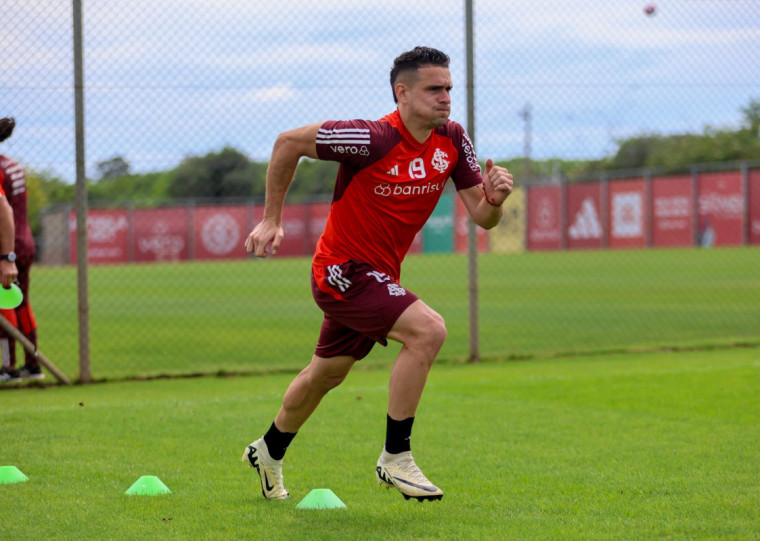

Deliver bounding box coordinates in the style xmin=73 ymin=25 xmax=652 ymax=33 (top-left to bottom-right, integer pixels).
xmin=1 ymin=346 xmax=758 ymax=539
xmin=26 ymin=247 xmax=760 ymax=381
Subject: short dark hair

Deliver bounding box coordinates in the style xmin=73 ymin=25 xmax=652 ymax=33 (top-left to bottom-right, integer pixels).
xmin=390 ymin=47 xmax=450 ymax=103
xmin=0 ymin=117 xmax=15 ymax=143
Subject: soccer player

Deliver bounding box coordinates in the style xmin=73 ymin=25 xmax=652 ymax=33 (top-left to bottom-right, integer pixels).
xmin=242 ymin=47 xmax=513 ymax=501
xmin=0 ymin=117 xmax=43 ymax=383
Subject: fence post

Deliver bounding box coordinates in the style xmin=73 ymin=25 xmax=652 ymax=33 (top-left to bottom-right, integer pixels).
xmin=691 ymin=165 xmax=699 ymax=247
xmin=644 ymin=169 xmax=653 ymax=248
xmin=560 ymin=179 xmax=567 ymax=250
xmin=600 ymin=173 xmax=609 ymax=249
xmin=464 ymin=0 xmax=479 ymax=363
xmin=187 ymin=200 xmax=196 ymax=261
xmin=73 ymin=0 xmax=90 ymax=383
xmin=740 ymin=161 xmax=749 ymax=246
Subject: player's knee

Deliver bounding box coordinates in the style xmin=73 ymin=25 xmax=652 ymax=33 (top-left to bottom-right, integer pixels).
xmin=307 ymin=359 xmax=351 ymax=393
xmin=322 ymin=373 xmax=348 ymax=390
xmin=427 ymin=311 xmax=447 ymax=350
xmin=309 ymin=369 xmax=347 ymax=392
xmin=411 ymin=309 xmax=447 ymax=358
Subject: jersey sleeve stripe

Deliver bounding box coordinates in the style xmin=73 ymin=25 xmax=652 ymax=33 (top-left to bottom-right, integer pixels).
xmin=317 ymin=127 xmax=370 ymax=145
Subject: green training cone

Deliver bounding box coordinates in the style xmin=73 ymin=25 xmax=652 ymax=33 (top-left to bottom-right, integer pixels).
xmin=125 ymin=475 xmax=172 ymax=496
xmin=0 ymin=465 xmax=29 ymax=484
xmin=0 ymin=284 xmax=23 ymax=309
xmin=296 ymin=488 xmax=346 ymax=510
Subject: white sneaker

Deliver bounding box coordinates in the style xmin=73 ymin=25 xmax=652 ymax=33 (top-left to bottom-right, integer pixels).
xmin=376 ymin=449 xmax=443 ymax=501
xmin=0 ymin=367 xmax=21 ymax=383
xmin=17 ymin=365 xmax=45 ymax=381
xmin=242 ymin=437 xmax=289 ymax=500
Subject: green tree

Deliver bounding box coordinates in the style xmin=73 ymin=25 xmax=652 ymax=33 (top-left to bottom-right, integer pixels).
xmin=88 ymin=170 xmax=174 ymax=205
xmin=603 ymin=97 xmax=760 ymax=174
xmin=31 ymin=169 xmax=74 ymax=206
xmin=24 ymin=170 xmax=50 ymax=238
xmin=289 ymin=159 xmax=338 ymax=200
xmin=611 ymin=135 xmax=661 ymax=170
xmin=741 ymin=98 xmax=760 ymax=135
xmin=95 ymin=156 xmax=131 ymax=181
xmin=168 ymin=146 xmax=263 ymax=199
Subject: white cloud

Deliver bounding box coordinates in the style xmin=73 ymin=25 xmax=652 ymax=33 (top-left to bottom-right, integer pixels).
xmin=3 ymin=0 xmax=758 ymax=179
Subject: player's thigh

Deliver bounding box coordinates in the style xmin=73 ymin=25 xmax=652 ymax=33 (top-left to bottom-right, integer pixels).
xmin=386 ymin=299 xmax=446 ymax=346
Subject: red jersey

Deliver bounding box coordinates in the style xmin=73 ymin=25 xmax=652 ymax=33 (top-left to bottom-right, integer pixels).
xmin=313 ymin=110 xmax=482 ymax=281
xmin=0 ymin=155 xmax=35 ymax=261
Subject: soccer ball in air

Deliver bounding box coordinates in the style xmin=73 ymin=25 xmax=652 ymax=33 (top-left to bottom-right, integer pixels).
xmin=643 ymin=3 xmax=656 ymax=16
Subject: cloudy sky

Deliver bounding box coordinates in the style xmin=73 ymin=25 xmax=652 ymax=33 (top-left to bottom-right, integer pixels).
xmin=2 ymin=0 xmax=759 ymax=182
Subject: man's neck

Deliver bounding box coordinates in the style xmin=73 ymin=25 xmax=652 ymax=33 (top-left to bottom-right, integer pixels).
xmin=398 ymin=110 xmax=433 ymax=144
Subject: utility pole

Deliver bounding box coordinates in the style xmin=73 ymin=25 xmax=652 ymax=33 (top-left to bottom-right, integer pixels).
xmin=519 ymin=102 xmax=532 ymax=182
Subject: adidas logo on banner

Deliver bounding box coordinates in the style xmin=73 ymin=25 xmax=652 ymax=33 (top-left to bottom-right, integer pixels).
xmin=386 ymin=165 xmax=399 ymax=176
xmin=568 ymin=198 xmax=602 ymax=239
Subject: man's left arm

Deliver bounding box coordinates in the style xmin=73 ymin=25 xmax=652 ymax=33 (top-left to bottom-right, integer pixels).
xmin=457 ymin=158 xmax=514 ymax=230
xmin=0 ymin=195 xmax=18 ymax=287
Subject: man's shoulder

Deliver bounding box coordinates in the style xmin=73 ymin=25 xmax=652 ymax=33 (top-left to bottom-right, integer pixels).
xmin=318 ymin=117 xmax=397 ymax=142
xmin=435 ymin=119 xmax=467 ymax=139
xmin=321 ymin=115 xmax=396 ymax=130
xmin=317 ymin=116 xmax=401 ymax=161
xmin=0 ymin=155 xmax=15 ymax=177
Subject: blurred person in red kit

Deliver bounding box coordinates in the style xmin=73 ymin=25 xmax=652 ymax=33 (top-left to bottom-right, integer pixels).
xmin=0 ymin=117 xmax=43 ymax=383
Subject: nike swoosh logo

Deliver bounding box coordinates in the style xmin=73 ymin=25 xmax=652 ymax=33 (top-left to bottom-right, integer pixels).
xmin=264 ymin=472 xmax=274 ymax=492
xmin=392 ymin=476 xmax=439 ymax=492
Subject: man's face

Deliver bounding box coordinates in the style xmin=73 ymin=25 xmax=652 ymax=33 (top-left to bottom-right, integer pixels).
xmin=397 ymin=66 xmax=453 ymax=129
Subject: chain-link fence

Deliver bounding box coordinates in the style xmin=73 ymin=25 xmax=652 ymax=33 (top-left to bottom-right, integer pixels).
xmin=2 ymin=1 xmax=759 ymax=382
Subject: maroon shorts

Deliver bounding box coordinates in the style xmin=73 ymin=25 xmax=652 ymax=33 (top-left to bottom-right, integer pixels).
xmin=311 ymin=260 xmax=419 ymax=361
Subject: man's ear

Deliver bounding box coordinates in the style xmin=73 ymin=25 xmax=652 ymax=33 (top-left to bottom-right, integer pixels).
xmin=394 ymin=82 xmax=408 ymax=104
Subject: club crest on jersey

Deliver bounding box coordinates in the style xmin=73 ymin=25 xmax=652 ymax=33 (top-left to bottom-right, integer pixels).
xmin=431 ymin=149 xmax=450 ymax=173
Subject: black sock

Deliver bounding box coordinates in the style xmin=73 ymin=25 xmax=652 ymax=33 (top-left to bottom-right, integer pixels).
xmin=262 ymin=422 xmax=297 ymax=460
xmin=385 ymin=414 xmax=414 ymax=454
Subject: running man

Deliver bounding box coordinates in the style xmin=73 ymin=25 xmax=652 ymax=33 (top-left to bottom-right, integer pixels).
xmin=242 ymin=46 xmax=513 ymax=501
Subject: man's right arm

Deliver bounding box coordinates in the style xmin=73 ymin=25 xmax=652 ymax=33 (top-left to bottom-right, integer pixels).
xmin=245 ymin=122 xmax=323 ymax=258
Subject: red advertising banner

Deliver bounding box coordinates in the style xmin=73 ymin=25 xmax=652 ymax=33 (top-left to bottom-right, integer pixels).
xmin=454 ymin=196 xmax=488 ymax=253
xmin=133 ymin=207 xmax=189 ymax=262
xmin=60 ymin=166 xmax=756 ymax=266
xmin=651 ymin=175 xmax=693 ymax=247
xmin=608 ymin=178 xmax=646 ymax=249
xmin=193 ymin=205 xmax=249 ymax=260
xmin=566 ymin=182 xmax=603 ymax=250
xmin=69 ymin=208 xmax=130 ymax=264
xmin=697 ymin=171 xmax=743 ymax=247
xmin=749 ymin=169 xmax=760 ymax=245
xmin=243 ymin=201 xmax=354 ymax=259
xmin=526 ymin=184 xmax=562 ymax=251
xmin=274 ymin=203 xmax=309 ymax=257
xmin=306 ymin=202 xmax=330 ymax=254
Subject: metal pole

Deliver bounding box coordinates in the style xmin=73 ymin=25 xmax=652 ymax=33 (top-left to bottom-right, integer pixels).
xmin=73 ymin=0 xmax=90 ymax=382
xmin=464 ymin=0 xmax=479 ymax=363
xmin=519 ymin=103 xmax=532 ymax=181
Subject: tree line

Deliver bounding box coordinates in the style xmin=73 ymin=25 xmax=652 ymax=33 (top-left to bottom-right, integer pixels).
xmin=25 ymin=98 xmax=760 ymax=239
